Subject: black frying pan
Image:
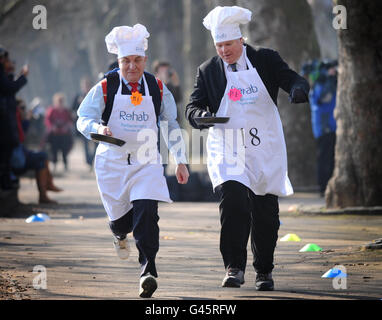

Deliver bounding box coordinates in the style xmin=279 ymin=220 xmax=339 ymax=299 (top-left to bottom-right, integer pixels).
xmin=90 ymin=133 xmax=126 ymax=147
xmin=194 ymin=116 xmax=230 ymax=126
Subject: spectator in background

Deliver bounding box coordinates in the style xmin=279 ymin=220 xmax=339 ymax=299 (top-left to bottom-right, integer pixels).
xmin=0 ymin=46 xmax=28 ymax=190
xmin=97 ymin=61 xmax=119 ymax=81
xmin=152 ymin=60 xmax=182 ymax=104
xmin=45 ymin=93 xmax=73 ymax=172
xmin=152 ymin=61 xmax=184 ymax=178
xmin=12 ymin=99 xmax=62 ymax=204
xmin=28 ymin=97 xmax=47 ymax=147
xmin=72 ymin=77 xmax=97 ymax=170
xmin=302 ymin=60 xmax=337 ymax=197
xmin=108 ymin=60 xmax=119 ymax=72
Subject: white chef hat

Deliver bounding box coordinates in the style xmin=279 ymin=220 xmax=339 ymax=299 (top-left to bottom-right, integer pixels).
xmin=203 ymin=6 xmax=252 ymax=43
xmin=105 ymin=24 xmax=150 ymax=58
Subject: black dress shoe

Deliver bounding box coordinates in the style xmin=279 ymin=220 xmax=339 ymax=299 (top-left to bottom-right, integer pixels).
xmin=255 ymin=272 xmax=274 ymax=291
xmin=139 ymin=273 xmax=158 ymax=298
xmin=222 ymin=268 xmax=245 ymax=288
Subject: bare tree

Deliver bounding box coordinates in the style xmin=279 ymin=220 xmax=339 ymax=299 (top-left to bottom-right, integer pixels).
xmin=326 ymin=0 xmax=382 ymax=207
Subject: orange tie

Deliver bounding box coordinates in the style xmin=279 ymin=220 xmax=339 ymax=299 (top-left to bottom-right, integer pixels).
xmin=129 ymin=82 xmax=139 ymax=93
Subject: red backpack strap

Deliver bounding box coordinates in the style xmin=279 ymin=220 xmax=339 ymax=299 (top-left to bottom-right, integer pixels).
xmin=156 ymin=78 xmax=163 ymax=101
xmin=101 ymin=79 xmax=107 ymax=105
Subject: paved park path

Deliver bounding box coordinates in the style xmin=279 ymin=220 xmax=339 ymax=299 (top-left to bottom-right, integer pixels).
xmin=1 ymin=141 xmax=381 ymax=300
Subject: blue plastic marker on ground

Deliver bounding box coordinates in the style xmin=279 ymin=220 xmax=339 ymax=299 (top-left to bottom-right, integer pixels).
xmin=36 ymin=213 xmax=51 ymax=221
xmin=25 ymin=213 xmax=51 ymax=223
xmin=26 ymin=215 xmax=45 ymax=223
xmin=321 ymin=268 xmax=347 ymax=278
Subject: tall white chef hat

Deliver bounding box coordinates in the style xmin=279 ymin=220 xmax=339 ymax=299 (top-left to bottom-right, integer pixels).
xmin=203 ymin=6 xmax=252 ymax=43
xmin=105 ymin=24 xmax=150 ymax=58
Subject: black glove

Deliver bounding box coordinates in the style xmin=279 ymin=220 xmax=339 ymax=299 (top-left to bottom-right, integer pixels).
xmin=289 ymin=87 xmax=308 ymax=104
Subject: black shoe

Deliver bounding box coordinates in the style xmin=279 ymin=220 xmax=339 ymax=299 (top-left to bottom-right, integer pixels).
xmin=222 ymin=268 xmax=245 ymax=288
xmin=139 ymin=273 xmax=158 ymax=298
xmin=255 ymin=272 xmax=274 ymax=291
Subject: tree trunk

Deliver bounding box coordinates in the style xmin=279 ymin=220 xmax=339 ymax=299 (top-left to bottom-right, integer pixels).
xmin=238 ymin=0 xmax=321 ymax=189
xmin=326 ymin=0 xmax=382 ymax=208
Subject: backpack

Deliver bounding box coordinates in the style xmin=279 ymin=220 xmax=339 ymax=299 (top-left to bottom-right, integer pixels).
xmin=100 ymin=69 xmax=163 ymax=126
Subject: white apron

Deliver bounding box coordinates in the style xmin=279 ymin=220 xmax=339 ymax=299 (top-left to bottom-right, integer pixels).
xmin=94 ymin=71 xmax=172 ymax=221
xmin=207 ymin=49 xmax=293 ymax=197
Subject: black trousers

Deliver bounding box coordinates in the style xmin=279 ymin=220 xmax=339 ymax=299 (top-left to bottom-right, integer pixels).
xmin=317 ymin=132 xmax=336 ymax=194
xmin=109 ymin=199 xmax=159 ymax=278
xmin=48 ymin=134 xmax=73 ymax=167
xmin=216 ymin=180 xmax=280 ymax=274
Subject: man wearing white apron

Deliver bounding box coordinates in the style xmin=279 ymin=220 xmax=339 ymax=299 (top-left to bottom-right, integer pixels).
xmin=77 ymin=24 xmax=189 ymax=298
xmin=186 ymin=6 xmax=310 ymax=291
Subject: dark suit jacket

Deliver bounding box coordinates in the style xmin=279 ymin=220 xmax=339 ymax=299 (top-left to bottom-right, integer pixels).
xmin=185 ymin=44 xmax=310 ymax=128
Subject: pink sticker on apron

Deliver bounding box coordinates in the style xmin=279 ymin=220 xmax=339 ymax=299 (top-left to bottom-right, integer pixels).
xmin=228 ymin=88 xmax=242 ymax=101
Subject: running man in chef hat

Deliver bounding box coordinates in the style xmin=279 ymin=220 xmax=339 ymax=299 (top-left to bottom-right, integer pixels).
xmin=77 ymin=24 xmax=189 ymax=298
xmin=185 ymin=6 xmax=310 ymax=291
